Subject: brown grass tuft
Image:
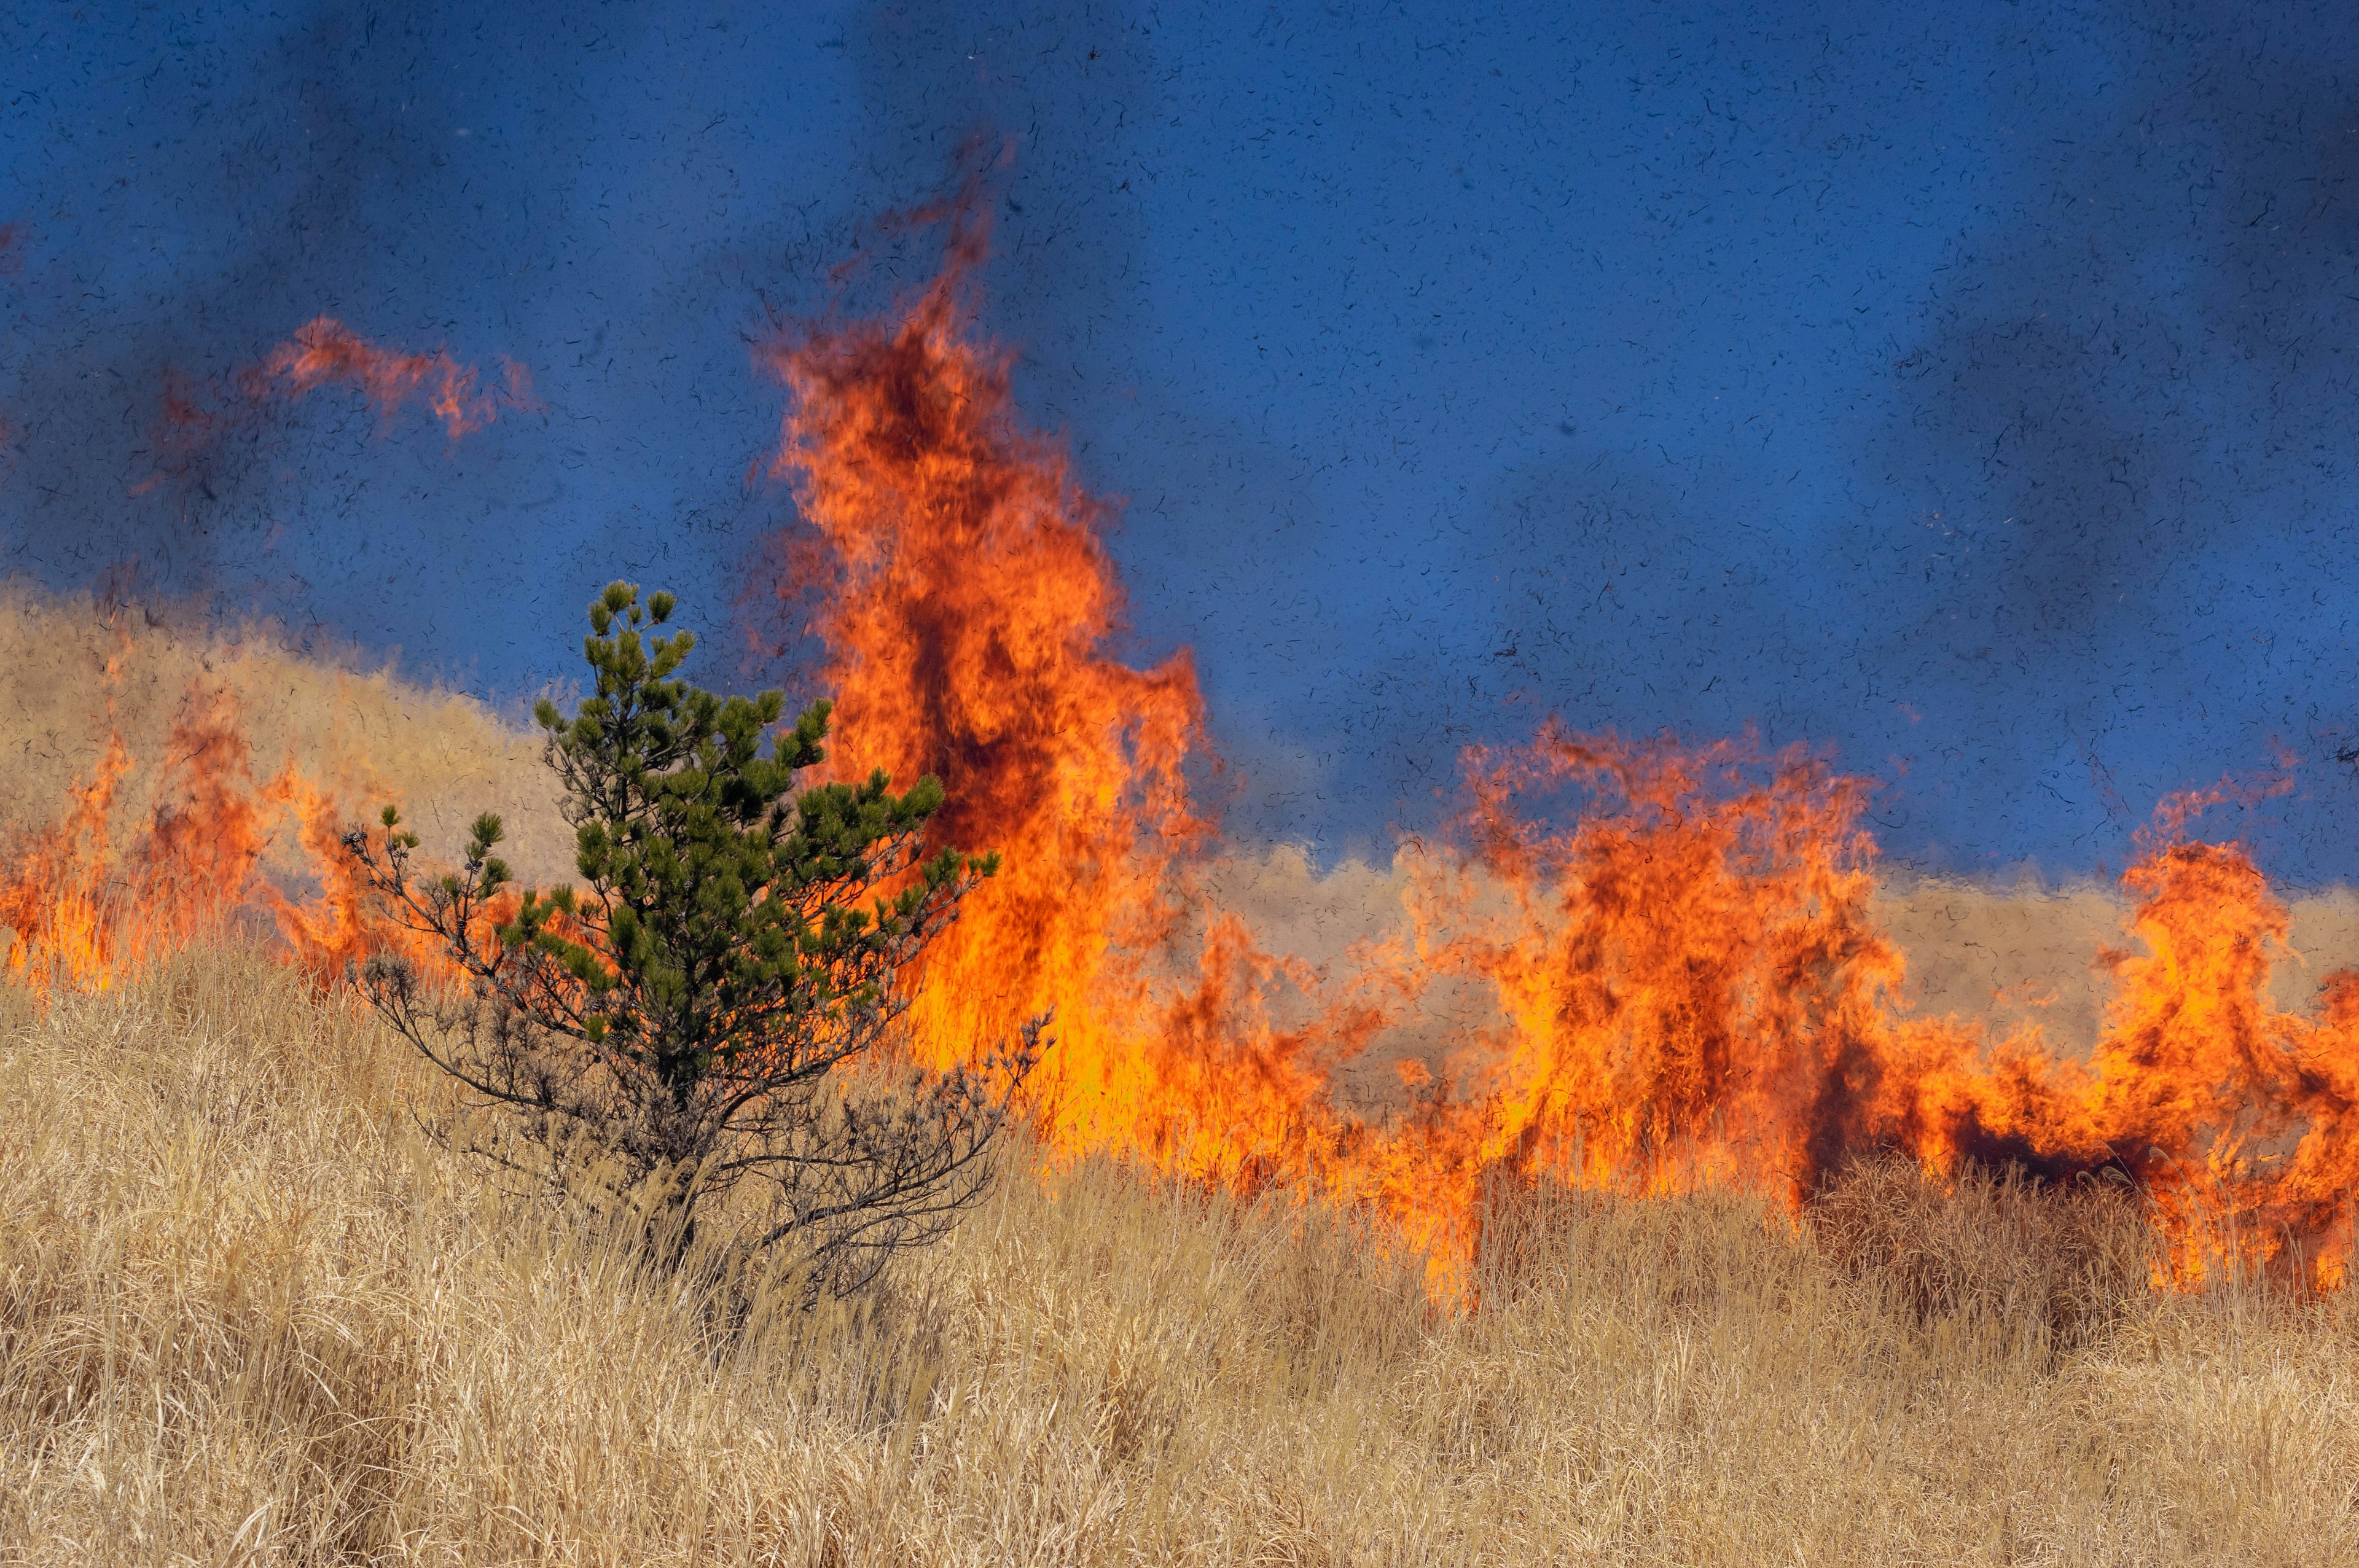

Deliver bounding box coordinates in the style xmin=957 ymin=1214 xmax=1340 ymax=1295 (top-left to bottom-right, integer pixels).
xmin=1810 ymin=1153 xmax=2162 ymax=1366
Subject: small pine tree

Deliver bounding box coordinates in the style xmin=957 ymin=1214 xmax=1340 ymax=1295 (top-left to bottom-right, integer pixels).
xmin=346 ymin=581 xmax=1038 ymax=1291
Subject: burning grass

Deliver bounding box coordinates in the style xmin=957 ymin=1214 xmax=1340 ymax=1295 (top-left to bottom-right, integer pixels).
xmin=0 ymin=585 xmax=571 ymax=999
xmin=1 ymin=946 xmax=2352 ymax=1564
xmin=7 ymin=188 xmax=2357 ymax=1314
xmin=0 ymin=583 xmax=571 ymax=886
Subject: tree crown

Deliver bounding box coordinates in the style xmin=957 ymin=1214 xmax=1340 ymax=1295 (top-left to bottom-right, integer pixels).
xmin=347 ymin=582 xmax=1030 ymax=1288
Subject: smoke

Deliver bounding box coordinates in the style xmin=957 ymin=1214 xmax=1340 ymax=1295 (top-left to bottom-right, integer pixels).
xmin=1887 ymin=20 xmax=2359 ymax=644
xmin=2 ymin=8 xmax=496 ymax=581
xmin=0 ymin=4 xmax=603 ymax=663
xmin=1860 ymin=0 xmax=2359 ymax=838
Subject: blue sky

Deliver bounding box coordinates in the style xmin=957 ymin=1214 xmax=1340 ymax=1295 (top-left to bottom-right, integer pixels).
xmin=4 ymin=1 xmax=2357 ymax=879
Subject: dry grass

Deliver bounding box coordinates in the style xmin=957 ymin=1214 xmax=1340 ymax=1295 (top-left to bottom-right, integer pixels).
xmin=2 ymin=950 xmax=2355 ymax=1566
xmin=1807 ymin=1154 xmax=2162 ymax=1368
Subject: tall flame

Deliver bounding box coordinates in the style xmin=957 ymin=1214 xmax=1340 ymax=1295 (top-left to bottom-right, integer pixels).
xmin=759 ymin=206 xmax=1377 ymax=1185
xmin=758 ymin=205 xmax=2359 ymax=1291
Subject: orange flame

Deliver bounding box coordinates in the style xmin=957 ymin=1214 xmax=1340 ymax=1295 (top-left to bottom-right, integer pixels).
xmin=0 ymin=683 xmax=429 ymax=999
xmin=0 ymin=731 xmax=138 ymax=996
xmin=757 ymin=204 xmax=2358 ymax=1292
xmin=1368 ymin=734 xmax=2359 ymax=1287
xmin=1358 ymin=730 xmax=1965 ymax=1248
xmin=135 ymin=316 xmax=531 ymax=496
xmin=758 ymin=198 xmax=1328 ymax=1181
xmin=245 ymin=316 xmax=534 ymax=439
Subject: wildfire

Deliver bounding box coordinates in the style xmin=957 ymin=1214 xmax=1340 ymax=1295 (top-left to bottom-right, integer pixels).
xmin=1363 ymin=736 xmax=2359 ymax=1287
xmin=6 ymin=201 xmax=2349 ymax=1297
xmin=759 ymin=193 xmax=1394 ymax=1192
xmin=756 ymin=194 xmax=2359 ymax=1292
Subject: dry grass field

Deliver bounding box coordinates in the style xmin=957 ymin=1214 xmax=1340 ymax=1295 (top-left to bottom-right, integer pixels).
xmin=2 ymin=946 xmax=2353 ymax=1566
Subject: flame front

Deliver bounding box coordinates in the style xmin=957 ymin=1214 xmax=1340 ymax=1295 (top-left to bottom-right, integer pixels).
xmin=757 ymin=214 xmax=2359 ymax=1292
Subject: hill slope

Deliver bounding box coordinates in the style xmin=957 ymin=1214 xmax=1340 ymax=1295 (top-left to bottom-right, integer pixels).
xmin=0 ymin=949 xmax=2349 ymax=1563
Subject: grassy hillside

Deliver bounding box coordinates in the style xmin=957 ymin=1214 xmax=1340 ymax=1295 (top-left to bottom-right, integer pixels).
xmin=1 ymin=948 xmax=2351 ymax=1564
